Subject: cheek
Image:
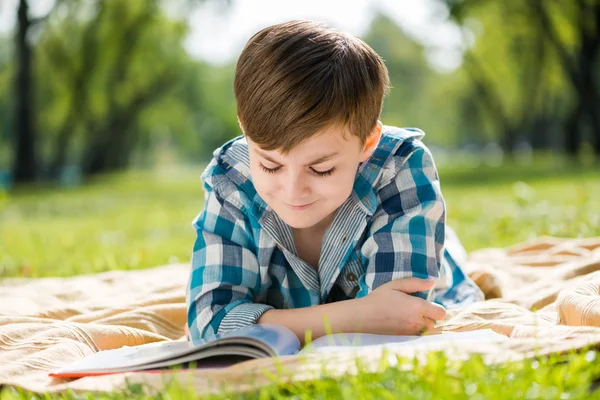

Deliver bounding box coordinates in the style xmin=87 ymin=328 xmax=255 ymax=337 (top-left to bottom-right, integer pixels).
xmin=316 ymin=171 xmax=355 ymax=197
xmin=250 ymin=167 xmax=278 ymax=194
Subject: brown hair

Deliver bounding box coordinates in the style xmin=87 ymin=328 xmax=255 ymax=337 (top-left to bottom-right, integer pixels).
xmin=234 ymin=20 xmax=390 ymax=153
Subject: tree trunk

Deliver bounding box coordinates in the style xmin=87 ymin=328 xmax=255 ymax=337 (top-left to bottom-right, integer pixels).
xmin=579 ymin=4 xmax=600 ymax=158
xmin=12 ymin=0 xmax=37 ymax=183
xmin=565 ymin=102 xmax=582 ymax=158
xmin=83 ymin=142 xmax=109 ymax=176
xmin=589 ymin=93 xmax=600 ymax=157
xmin=501 ymin=129 xmax=516 ymax=157
xmin=81 ymin=70 xmax=175 ymax=177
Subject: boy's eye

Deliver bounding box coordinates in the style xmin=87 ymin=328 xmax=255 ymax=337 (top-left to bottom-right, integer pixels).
xmin=311 ymin=167 xmax=336 ymax=177
xmin=258 ymin=163 xmax=281 ymax=174
xmin=258 ymin=163 xmax=335 ymax=177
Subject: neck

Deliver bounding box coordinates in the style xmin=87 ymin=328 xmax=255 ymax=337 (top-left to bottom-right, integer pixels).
xmin=292 ymin=211 xmax=336 ymax=237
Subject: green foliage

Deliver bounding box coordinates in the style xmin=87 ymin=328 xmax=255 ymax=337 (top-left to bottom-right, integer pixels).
xmin=165 ymin=61 xmax=239 ymax=160
xmin=443 ymin=0 xmax=600 ymax=154
xmin=1 ymin=349 xmax=599 ymax=398
xmin=33 ymin=0 xmax=193 ymax=172
xmin=0 ymin=0 xmax=241 ymax=176
xmin=456 ymin=1 xmax=569 ymax=139
xmin=2 ymin=0 xmax=598 ymax=172
xmin=0 ymin=35 xmax=12 ymax=165
xmin=364 ymin=13 xmax=463 ymax=147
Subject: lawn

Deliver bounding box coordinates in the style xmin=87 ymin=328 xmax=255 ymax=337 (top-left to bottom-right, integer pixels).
xmin=1 ymin=158 xmax=599 ymax=399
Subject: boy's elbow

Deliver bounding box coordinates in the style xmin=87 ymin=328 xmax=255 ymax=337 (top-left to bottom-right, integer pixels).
xmin=187 ymin=311 xmax=222 ymax=343
xmin=186 ymin=297 xmax=223 ymax=342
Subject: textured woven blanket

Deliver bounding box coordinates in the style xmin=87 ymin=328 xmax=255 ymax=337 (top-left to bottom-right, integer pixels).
xmin=1 ymin=236 xmax=599 ymax=394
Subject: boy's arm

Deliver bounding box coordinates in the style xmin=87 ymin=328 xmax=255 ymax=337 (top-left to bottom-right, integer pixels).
xmin=357 ymin=141 xmax=447 ymax=299
xmin=187 ymin=182 xmax=273 ymax=342
xmin=258 ymin=277 xmax=444 ymax=345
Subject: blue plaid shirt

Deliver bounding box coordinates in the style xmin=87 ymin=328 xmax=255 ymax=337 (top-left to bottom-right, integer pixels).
xmin=187 ymin=126 xmax=484 ymax=342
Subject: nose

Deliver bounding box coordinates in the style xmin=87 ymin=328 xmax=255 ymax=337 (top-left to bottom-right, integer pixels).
xmin=282 ymin=170 xmax=310 ymax=202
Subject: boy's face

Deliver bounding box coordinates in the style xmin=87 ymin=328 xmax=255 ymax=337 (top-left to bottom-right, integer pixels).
xmin=246 ymin=122 xmax=382 ymax=231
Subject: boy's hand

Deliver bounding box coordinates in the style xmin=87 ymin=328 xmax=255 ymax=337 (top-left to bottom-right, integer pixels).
xmin=355 ymin=278 xmax=447 ymax=336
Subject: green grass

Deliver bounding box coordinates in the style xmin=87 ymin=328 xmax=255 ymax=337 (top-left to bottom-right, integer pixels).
xmin=1 ymin=159 xmax=599 ymax=399
xmin=440 ymin=160 xmax=600 ymax=251
xmin=1 ymin=351 xmax=599 ymax=399
xmin=0 ymin=166 xmax=204 ymax=278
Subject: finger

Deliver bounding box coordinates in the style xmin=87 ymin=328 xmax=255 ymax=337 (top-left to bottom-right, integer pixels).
xmin=423 ymin=302 xmax=447 ymax=321
xmin=385 ymin=277 xmax=436 ymax=294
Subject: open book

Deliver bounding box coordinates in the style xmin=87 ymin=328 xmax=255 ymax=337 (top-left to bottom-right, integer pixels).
xmin=50 ymin=324 xmax=507 ymax=378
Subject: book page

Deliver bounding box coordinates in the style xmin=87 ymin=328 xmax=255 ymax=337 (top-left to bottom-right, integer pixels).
xmin=299 ymin=329 xmax=508 ymax=355
xmin=51 ymin=324 xmax=300 ymax=376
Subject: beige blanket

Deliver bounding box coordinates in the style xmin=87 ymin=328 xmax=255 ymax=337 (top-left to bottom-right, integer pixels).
xmin=1 ymin=236 xmax=599 ymax=395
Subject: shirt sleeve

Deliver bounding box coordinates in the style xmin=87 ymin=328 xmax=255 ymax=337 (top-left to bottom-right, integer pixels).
xmin=355 ymin=142 xmax=446 ymax=300
xmin=186 ymin=181 xmax=273 ymax=342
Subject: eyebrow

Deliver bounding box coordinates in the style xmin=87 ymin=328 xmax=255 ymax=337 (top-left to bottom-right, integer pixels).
xmin=255 ymin=149 xmax=340 ymax=166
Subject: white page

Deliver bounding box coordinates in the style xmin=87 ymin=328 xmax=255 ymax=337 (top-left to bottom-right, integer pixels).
xmin=55 ymin=340 xmax=196 ymax=373
xmin=52 ymin=324 xmax=298 ymax=376
xmin=300 ymin=329 xmax=508 ymax=355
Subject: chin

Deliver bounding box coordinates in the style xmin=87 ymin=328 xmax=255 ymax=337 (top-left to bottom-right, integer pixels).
xmin=279 ymin=215 xmax=315 ymax=229
xmin=274 ymin=210 xmax=319 ymax=229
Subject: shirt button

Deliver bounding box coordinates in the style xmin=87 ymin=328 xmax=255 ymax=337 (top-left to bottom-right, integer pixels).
xmin=341 ymin=234 xmax=348 ymax=243
xmin=347 ymin=272 xmax=357 ymax=283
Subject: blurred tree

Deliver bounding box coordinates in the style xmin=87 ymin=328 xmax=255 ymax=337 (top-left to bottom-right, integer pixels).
xmin=186 ymin=63 xmax=239 ymax=155
xmin=10 ymin=0 xmax=71 ymax=182
xmin=43 ymin=0 xmax=108 ymax=177
xmin=12 ymin=0 xmax=45 ymax=183
xmin=78 ymin=0 xmax=182 ymax=175
xmin=8 ymin=0 xmax=230 ymax=183
xmin=37 ymin=0 xmax=188 ymax=176
xmin=363 ymin=13 xmax=463 ymax=147
xmin=445 ymin=0 xmax=600 ymax=158
xmin=0 ymin=36 xmax=12 ymax=164
xmin=527 ymin=0 xmax=600 ymax=156
xmin=132 ymin=60 xmax=238 ymax=165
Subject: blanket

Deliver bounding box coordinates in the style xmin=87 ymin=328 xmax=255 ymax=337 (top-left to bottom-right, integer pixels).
xmin=1 ymin=236 xmax=599 ymax=395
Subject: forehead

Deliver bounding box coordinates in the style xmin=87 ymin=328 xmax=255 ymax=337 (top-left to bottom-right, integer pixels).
xmin=249 ymin=125 xmax=360 ymax=157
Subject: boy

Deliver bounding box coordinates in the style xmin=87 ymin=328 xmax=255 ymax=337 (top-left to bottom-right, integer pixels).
xmin=187 ymin=20 xmax=484 ymax=344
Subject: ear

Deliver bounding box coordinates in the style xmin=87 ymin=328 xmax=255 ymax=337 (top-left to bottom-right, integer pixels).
xmin=358 ymin=120 xmax=383 ymax=163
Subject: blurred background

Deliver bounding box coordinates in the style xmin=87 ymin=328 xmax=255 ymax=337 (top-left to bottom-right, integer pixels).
xmin=1 ymin=0 xmax=599 ymax=183
xmin=0 ymin=0 xmax=599 ymax=278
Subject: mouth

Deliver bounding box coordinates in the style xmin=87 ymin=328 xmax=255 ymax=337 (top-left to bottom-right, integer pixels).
xmin=284 ymin=201 xmax=315 ymax=211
